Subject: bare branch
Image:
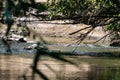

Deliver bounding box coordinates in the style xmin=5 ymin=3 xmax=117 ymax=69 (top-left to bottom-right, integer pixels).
xmin=94 ymin=31 xmax=113 ymax=43
xmin=69 ymin=26 xmax=91 ymax=35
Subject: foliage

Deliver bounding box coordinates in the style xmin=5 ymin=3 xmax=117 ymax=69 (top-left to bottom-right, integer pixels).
xmin=106 ymin=22 xmax=120 ymax=31
xmin=47 ymin=0 xmax=120 ymax=43
xmin=0 ymin=0 xmax=120 ymax=31
xmin=47 ymin=0 xmax=120 ymax=26
xmin=47 ymin=0 xmax=95 ymax=18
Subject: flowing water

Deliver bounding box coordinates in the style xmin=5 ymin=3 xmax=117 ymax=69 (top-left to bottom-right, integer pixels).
xmin=0 ymin=36 xmax=120 ymax=55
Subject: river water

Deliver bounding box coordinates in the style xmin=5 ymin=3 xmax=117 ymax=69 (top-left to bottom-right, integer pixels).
xmin=0 ymin=36 xmax=120 ymax=80
xmin=0 ymin=40 xmax=120 ymax=55
xmin=0 ymin=36 xmax=120 ymax=55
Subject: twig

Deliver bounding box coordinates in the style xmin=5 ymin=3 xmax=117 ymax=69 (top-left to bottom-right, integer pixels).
xmin=69 ymin=26 xmax=91 ymax=35
xmin=94 ymin=31 xmax=113 ymax=43
xmin=72 ymin=28 xmax=94 ymax=53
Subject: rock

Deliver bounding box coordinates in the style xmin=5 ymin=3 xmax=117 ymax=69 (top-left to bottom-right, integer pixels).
xmin=24 ymin=44 xmax=37 ymax=50
xmin=110 ymin=40 xmax=120 ymax=47
xmin=18 ymin=38 xmax=27 ymax=42
xmin=35 ymin=45 xmax=48 ymax=50
xmin=24 ymin=44 xmax=48 ymax=50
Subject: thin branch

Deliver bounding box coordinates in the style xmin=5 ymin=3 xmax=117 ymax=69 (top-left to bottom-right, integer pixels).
xmin=69 ymin=26 xmax=91 ymax=35
xmin=94 ymin=31 xmax=113 ymax=43
xmin=72 ymin=28 xmax=94 ymax=53
xmin=93 ymin=18 xmax=120 ymax=27
xmin=88 ymin=29 xmax=96 ymax=40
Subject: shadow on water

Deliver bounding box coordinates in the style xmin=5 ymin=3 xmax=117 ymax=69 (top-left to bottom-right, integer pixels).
xmin=30 ymin=45 xmax=77 ymax=80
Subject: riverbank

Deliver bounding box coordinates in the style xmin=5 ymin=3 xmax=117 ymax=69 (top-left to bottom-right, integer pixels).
xmin=27 ymin=20 xmax=109 ymax=42
xmin=0 ymin=20 xmax=110 ymax=44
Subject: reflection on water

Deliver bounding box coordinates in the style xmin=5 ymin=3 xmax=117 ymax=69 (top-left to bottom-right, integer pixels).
xmin=0 ymin=55 xmax=120 ymax=80
xmin=87 ymin=66 xmax=120 ymax=80
xmin=54 ymin=64 xmax=120 ymax=80
xmin=1 ymin=62 xmax=120 ymax=80
xmin=64 ymin=66 xmax=120 ymax=80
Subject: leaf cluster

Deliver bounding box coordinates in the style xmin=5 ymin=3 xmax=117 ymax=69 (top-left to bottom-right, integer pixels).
xmin=106 ymin=22 xmax=120 ymax=32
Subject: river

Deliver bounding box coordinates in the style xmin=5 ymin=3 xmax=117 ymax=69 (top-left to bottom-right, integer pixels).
xmin=0 ymin=36 xmax=120 ymax=55
xmin=0 ymin=36 xmax=120 ymax=80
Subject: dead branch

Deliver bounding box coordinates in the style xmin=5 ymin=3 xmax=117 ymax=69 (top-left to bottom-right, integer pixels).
xmin=72 ymin=28 xmax=94 ymax=53
xmin=69 ymin=26 xmax=91 ymax=35
xmin=94 ymin=31 xmax=113 ymax=43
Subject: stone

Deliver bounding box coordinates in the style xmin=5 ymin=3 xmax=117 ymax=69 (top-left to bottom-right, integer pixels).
xmin=110 ymin=40 xmax=120 ymax=47
xmin=18 ymin=38 xmax=27 ymax=42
